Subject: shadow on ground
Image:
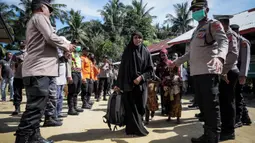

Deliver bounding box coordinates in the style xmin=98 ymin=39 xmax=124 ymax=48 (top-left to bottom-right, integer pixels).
xmin=150 ymin=123 xmax=203 ymax=143
xmin=48 ymin=129 xmax=136 ymax=142
xmin=0 ymin=116 xmax=20 ymax=133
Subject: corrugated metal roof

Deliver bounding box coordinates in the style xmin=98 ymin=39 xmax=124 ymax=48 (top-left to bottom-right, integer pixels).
xmin=167 ymin=8 xmax=255 ymax=45
xmin=148 ymin=38 xmax=173 ymax=53
xmin=0 ymin=14 xmax=13 ymax=43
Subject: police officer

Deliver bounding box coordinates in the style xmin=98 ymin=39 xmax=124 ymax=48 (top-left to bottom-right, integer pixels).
xmin=15 ymin=0 xmax=75 ymax=142
xmin=11 ymin=41 xmax=27 ymax=115
xmin=213 ymin=15 xmax=239 ymax=141
xmin=230 ymin=24 xmax=252 ymax=128
xmin=171 ymin=0 xmax=229 ymax=142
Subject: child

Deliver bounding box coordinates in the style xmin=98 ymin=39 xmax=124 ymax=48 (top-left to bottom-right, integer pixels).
xmin=165 ymin=67 xmax=182 ymax=124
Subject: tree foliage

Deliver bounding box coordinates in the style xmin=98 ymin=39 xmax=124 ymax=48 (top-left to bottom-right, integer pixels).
xmin=2 ymin=0 xmax=192 ymax=61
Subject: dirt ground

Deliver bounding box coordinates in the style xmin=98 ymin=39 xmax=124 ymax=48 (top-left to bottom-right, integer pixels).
xmin=1 ymin=95 xmax=255 ymax=143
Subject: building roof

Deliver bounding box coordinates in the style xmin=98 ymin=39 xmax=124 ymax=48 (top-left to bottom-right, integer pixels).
xmin=0 ymin=14 xmax=13 ymax=43
xmin=148 ymin=38 xmax=173 ymax=53
xmin=167 ymin=8 xmax=255 ymax=45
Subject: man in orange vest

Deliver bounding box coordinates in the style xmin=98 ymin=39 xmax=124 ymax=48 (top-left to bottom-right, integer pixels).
xmin=81 ymin=47 xmax=94 ymax=109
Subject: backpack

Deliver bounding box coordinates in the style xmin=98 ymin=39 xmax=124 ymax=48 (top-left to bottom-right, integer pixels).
xmin=103 ymin=91 xmax=125 ymax=131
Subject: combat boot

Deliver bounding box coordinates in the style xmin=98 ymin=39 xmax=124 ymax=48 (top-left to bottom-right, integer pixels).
xmin=68 ymin=96 xmax=79 ymax=115
xmin=73 ymin=96 xmax=84 ymax=112
xmin=43 ymin=116 xmax=62 ymax=127
xmin=29 ymin=129 xmax=54 ymax=143
xmin=12 ymin=105 xmax=21 ymax=115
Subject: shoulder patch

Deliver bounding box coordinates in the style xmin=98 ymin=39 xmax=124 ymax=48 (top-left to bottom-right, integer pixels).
xmin=212 ymin=21 xmax=222 ymax=31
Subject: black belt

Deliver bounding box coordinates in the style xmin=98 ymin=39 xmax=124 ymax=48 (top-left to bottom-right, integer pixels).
xmin=59 ymin=56 xmax=66 ymax=63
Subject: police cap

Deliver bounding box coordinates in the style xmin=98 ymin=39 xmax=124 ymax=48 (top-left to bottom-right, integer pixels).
xmin=213 ymin=15 xmax=233 ymax=20
xmin=32 ymin=0 xmax=53 ymax=13
xmin=190 ymin=0 xmax=208 ymax=10
xmin=230 ymin=24 xmax=240 ymax=31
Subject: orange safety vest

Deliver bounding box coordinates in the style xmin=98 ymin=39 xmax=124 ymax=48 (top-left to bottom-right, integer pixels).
xmin=81 ymin=55 xmax=92 ymax=79
xmin=92 ymin=64 xmax=100 ymax=81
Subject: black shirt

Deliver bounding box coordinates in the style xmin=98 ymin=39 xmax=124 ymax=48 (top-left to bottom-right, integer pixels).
xmin=0 ymin=59 xmax=14 ymax=78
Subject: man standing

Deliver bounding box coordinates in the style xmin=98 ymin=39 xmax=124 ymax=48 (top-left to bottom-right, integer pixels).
xmin=15 ymin=0 xmax=75 ymax=142
xmin=81 ymin=47 xmax=94 ymax=109
xmin=66 ymin=40 xmax=84 ymax=115
xmin=172 ymin=0 xmax=229 ymax=142
xmin=11 ymin=41 xmax=27 ymax=115
xmin=98 ymin=55 xmax=110 ymax=101
xmin=230 ymin=24 xmax=252 ymax=128
xmin=213 ymin=15 xmax=239 ymax=141
xmin=0 ymin=52 xmax=14 ymax=102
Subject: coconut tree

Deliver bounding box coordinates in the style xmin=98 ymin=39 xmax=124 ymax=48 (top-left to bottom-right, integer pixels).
xmin=57 ymin=9 xmax=87 ymax=45
xmin=164 ymin=2 xmax=193 ymax=35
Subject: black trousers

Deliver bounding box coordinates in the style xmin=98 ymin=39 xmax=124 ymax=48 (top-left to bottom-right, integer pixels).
xmin=235 ymin=81 xmax=250 ymax=123
xmin=94 ymin=80 xmax=99 ymax=98
xmin=99 ymin=78 xmax=109 ymax=98
xmin=16 ymin=76 xmax=54 ymax=135
xmin=81 ymin=78 xmax=93 ymax=104
xmin=13 ymin=78 xmax=24 ymax=106
xmin=193 ymin=74 xmax=221 ymax=134
xmin=68 ymin=72 xmax=82 ymax=106
xmin=44 ymin=78 xmax=57 ymax=118
xmin=219 ymin=70 xmax=238 ymax=134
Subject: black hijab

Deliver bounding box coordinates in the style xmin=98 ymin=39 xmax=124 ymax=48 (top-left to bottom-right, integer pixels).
xmin=117 ymin=31 xmax=153 ymax=92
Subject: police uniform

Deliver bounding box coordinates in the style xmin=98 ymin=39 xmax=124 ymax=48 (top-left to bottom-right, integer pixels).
xmin=15 ymin=0 xmax=70 ymax=142
xmin=230 ymin=24 xmax=252 ymax=127
xmin=66 ymin=48 xmax=84 ymax=115
xmin=174 ymin=1 xmax=229 ymax=142
xmin=214 ymin=15 xmax=239 ymax=141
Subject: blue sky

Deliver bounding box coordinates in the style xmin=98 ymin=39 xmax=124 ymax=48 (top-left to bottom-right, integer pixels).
xmin=2 ymin=0 xmax=255 ymax=30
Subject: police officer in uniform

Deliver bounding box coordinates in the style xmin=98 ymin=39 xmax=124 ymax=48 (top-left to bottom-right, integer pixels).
xmin=172 ymin=1 xmax=229 ymax=142
xmin=213 ymin=15 xmax=239 ymax=141
xmin=15 ymin=0 xmax=75 ymax=142
xmin=230 ymin=24 xmax=252 ymax=128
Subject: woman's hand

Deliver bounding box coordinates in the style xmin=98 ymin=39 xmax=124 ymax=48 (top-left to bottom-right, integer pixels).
xmin=114 ymin=86 xmax=120 ymax=92
xmin=134 ymin=76 xmax=142 ymax=85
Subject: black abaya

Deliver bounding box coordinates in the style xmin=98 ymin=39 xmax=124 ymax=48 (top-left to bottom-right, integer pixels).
xmin=116 ymin=40 xmax=153 ymax=136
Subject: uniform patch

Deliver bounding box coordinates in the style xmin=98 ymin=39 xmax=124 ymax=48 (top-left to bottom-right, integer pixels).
xmin=242 ymin=41 xmax=247 ymax=48
xmin=197 ymin=32 xmax=206 ymax=39
xmin=212 ymin=22 xmax=222 ymax=31
xmin=228 ymin=35 xmax=233 ymax=41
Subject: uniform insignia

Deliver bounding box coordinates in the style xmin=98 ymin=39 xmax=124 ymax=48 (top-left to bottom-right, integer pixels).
xmin=228 ymin=35 xmax=233 ymax=41
xmin=212 ymin=22 xmax=222 ymax=31
xmin=197 ymin=32 xmax=206 ymax=38
xmin=242 ymin=42 xmax=247 ymax=48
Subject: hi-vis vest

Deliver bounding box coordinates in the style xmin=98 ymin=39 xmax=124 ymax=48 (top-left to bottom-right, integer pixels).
xmin=72 ymin=53 xmax=81 ymax=71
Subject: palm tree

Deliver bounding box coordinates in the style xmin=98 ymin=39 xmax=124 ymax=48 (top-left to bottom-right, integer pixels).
xmin=164 ymin=2 xmax=193 ymax=35
xmin=99 ymin=0 xmax=126 ymax=42
xmin=57 ymin=9 xmax=87 ymax=45
xmin=0 ymin=2 xmax=16 ymax=22
xmin=131 ymin=0 xmax=156 ymax=19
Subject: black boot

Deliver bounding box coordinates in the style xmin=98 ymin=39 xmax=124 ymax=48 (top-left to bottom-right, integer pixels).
xmin=15 ymin=134 xmax=30 ymax=143
xmin=74 ymin=96 xmax=84 ymax=112
xmin=12 ymin=105 xmax=21 ymax=115
xmin=220 ymin=133 xmax=235 ymax=141
xmin=43 ymin=116 xmax=62 ymax=127
xmin=68 ymin=96 xmax=79 ymax=116
xmin=191 ymin=134 xmax=207 ymax=143
xmin=29 ymin=129 xmax=54 ymax=143
xmin=207 ymin=130 xmax=219 ymax=143
xmin=103 ymin=95 xmax=107 ymax=101
xmin=242 ymin=114 xmax=252 ymax=125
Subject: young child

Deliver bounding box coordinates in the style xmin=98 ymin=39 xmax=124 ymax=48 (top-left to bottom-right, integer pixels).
xmin=165 ymin=67 xmax=182 ymax=124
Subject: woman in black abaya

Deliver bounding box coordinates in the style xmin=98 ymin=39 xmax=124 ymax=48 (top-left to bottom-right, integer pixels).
xmin=115 ymin=31 xmax=154 ymax=136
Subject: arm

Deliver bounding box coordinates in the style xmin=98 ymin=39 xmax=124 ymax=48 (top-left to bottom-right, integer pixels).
xmin=33 ymin=14 xmax=69 ymax=52
xmin=222 ymin=32 xmax=239 ymax=74
xmin=239 ymin=39 xmax=251 ymax=77
xmin=173 ymin=52 xmax=190 ymax=66
xmin=211 ymin=21 xmax=229 ymax=62
xmin=66 ymin=59 xmax=72 ymax=78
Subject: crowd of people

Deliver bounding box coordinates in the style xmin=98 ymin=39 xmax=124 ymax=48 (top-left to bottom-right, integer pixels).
xmin=0 ymin=0 xmax=252 ymax=143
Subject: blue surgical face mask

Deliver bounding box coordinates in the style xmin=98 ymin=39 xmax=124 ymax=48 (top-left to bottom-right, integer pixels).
xmin=75 ymin=46 xmax=81 ymax=52
xmin=192 ymin=9 xmax=206 ymax=22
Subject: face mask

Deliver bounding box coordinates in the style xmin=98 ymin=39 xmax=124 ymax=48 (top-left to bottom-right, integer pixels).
xmin=192 ymin=9 xmax=206 ymax=21
xmin=75 ymin=46 xmax=81 ymax=52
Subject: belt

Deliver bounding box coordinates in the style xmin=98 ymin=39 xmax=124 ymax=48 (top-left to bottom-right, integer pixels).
xmin=59 ymin=56 xmax=66 ymax=63
xmin=72 ymin=67 xmax=81 ymax=72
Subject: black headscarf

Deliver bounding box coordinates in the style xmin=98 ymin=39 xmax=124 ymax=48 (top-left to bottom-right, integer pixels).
xmin=117 ymin=31 xmax=153 ymax=92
